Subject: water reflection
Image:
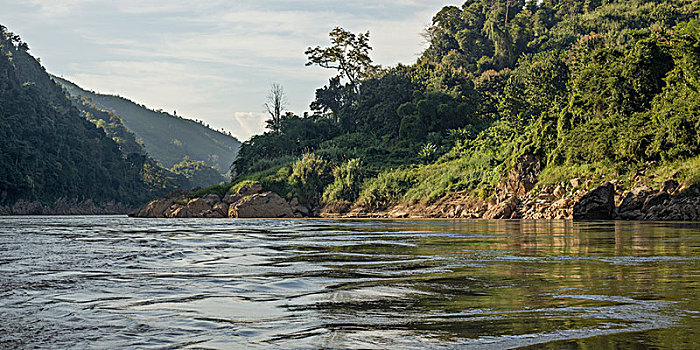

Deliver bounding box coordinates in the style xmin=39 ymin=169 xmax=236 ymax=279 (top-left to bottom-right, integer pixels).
xmin=0 ymin=217 xmax=698 ymax=349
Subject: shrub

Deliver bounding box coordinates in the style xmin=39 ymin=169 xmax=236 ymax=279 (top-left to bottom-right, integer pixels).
xmin=322 ymin=158 xmax=366 ymax=204
xmin=289 ymin=153 xmax=332 ymax=206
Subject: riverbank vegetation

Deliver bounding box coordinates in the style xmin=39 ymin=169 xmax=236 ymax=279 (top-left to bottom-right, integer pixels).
xmin=224 ymin=0 xmax=700 ymax=212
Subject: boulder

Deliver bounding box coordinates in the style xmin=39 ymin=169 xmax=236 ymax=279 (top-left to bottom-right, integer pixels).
xmin=170 ymin=206 xmax=192 ymax=218
xmin=213 ymin=202 xmax=229 ymax=217
xmin=236 ymin=182 xmax=263 ymax=196
xmin=289 ymin=197 xmax=311 ymax=216
xmin=186 ymin=198 xmax=211 ymax=214
xmin=496 ymin=154 xmax=542 ymax=201
xmin=617 ymin=186 xmax=655 ymax=219
xmin=229 ymin=192 xmax=294 ymax=218
xmin=222 ymin=194 xmax=241 ymax=204
xmin=573 ymin=182 xmax=616 ymax=220
xmin=223 ymin=182 xmax=263 ymax=204
xmin=164 ymin=204 xmax=183 ymax=218
xmin=483 ymin=196 xmax=520 ymax=220
xmin=202 ymin=194 xmax=221 ymax=206
xmin=134 ymin=198 xmax=173 ymax=218
xmin=642 ymin=191 xmax=671 ymax=212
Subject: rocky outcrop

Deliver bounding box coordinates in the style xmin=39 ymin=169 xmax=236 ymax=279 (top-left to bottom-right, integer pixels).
xmin=496 ymin=154 xmax=542 ymax=201
xmin=612 ymin=181 xmax=698 ymax=221
xmin=229 ymin=192 xmax=294 ymax=218
xmin=484 ymin=196 xmax=520 ymax=219
xmin=132 ymin=182 xmax=309 ymax=219
xmin=573 ymin=182 xmax=616 ymax=220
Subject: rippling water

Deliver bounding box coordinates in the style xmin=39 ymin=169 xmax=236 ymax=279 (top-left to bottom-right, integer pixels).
xmin=1 ymin=217 xmax=698 ymax=349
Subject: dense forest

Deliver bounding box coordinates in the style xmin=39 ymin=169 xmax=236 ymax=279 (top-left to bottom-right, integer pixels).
xmin=0 ymin=25 xmax=187 ymax=209
xmin=226 ymin=0 xmax=700 ymax=211
xmin=54 ymin=76 xmax=241 ymax=175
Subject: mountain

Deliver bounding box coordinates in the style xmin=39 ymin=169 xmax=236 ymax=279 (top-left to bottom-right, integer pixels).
xmin=0 ymin=25 xmax=183 ymax=210
xmin=52 ymin=76 xmax=241 ymax=173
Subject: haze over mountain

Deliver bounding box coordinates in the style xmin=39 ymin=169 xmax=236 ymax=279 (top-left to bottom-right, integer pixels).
xmin=53 ymin=76 xmax=241 ymax=173
xmin=0 ymin=25 xmax=182 ymax=209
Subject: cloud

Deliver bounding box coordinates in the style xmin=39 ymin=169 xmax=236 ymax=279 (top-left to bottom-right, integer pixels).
xmin=2 ymin=0 xmax=461 ymax=141
xmin=229 ymin=112 xmax=268 ymax=140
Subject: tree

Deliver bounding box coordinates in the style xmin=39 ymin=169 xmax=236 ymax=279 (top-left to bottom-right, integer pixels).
xmin=305 ymin=27 xmax=376 ymax=94
xmin=264 ymin=83 xmax=287 ymax=132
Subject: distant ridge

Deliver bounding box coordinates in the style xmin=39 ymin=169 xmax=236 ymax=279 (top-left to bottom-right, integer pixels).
xmin=53 ymin=76 xmax=241 ymax=173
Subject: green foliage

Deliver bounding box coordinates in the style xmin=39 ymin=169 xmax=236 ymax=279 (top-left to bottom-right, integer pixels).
xmin=289 ymin=153 xmax=332 ymax=206
xmin=232 ymin=1 xmax=700 ymax=211
xmin=171 ymin=158 xmax=226 ymax=189
xmin=357 ymin=168 xmax=419 ymax=210
xmin=305 ymin=27 xmax=377 ymax=94
xmin=0 ymin=29 xmax=181 ymax=206
xmin=322 ymin=158 xmax=366 ymax=204
xmin=53 ymin=76 xmax=240 ymax=171
xmin=418 ymin=143 xmax=438 ymax=164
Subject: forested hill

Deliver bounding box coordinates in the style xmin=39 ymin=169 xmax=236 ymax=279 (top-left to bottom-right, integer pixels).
xmin=53 ymin=76 xmax=241 ymax=172
xmin=223 ymin=0 xmax=700 ymax=213
xmin=0 ymin=25 xmax=183 ymax=209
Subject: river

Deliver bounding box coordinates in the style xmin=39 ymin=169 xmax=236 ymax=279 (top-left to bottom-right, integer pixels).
xmin=1 ymin=216 xmax=698 ymax=349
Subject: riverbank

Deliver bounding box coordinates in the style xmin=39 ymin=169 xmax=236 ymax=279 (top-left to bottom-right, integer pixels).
xmin=131 ymin=176 xmax=700 ymax=221
xmin=0 ymin=199 xmax=131 ymax=216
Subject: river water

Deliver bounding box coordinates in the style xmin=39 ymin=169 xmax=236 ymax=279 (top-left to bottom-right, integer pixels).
xmin=0 ymin=217 xmax=698 ymax=349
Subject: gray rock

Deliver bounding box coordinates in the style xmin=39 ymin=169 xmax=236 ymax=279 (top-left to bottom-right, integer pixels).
xmin=618 ymin=186 xmax=655 ymax=216
xmin=202 ymin=194 xmax=221 ymax=206
xmin=484 ymin=196 xmax=520 ymax=220
xmin=135 ymin=198 xmax=173 ymax=218
xmin=642 ymin=191 xmax=671 ymax=212
xmin=229 ymin=192 xmax=294 ymax=218
xmin=573 ymin=182 xmax=616 ymax=220
xmin=495 ymin=154 xmax=542 ymax=201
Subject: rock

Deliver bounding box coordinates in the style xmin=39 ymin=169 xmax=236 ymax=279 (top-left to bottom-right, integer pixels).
xmin=222 ymin=194 xmax=241 ymax=204
xmin=134 ymin=198 xmax=173 ymax=218
xmin=170 ymin=206 xmax=192 ymax=218
xmin=186 ymin=198 xmax=211 ymax=215
xmin=213 ymin=202 xmax=229 ymax=217
xmin=642 ymin=191 xmax=671 ymax=212
xmin=202 ymin=194 xmax=221 ymax=206
xmin=661 ymin=180 xmax=679 ymax=194
xmin=223 ymin=182 xmax=263 ymax=204
xmin=570 ymin=178 xmax=582 ymax=188
xmin=483 ymin=196 xmax=520 ymax=220
xmin=290 ymin=198 xmax=311 ymax=216
xmin=496 ymin=154 xmax=542 ymax=201
xmin=236 ymin=182 xmax=263 ymax=196
xmin=617 ymin=186 xmax=655 ymax=217
xmin=229 ymin=192 xmax=294 ymax=218
xmin=204 ymin=210 xmax=225 ymax=218
xmin=164 ymin=204 xmax=183 ymax=218
xmin=573 ymin=182 xmax=616 ymax=220
xmin=553 ymin=185 xmax=566 ymax=198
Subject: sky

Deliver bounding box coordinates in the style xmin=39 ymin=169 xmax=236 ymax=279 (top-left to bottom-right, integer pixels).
xmin=0 ymin=0 xmax=462 ymax=140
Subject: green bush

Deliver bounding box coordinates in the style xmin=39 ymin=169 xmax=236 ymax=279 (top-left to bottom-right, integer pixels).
xmin=356 ymin=167 xmax=418 ymax=210
xmin=289 ymin=153 xmax=332 ymax=206
xmin=322 ymin=158 xmax=366 ymax=204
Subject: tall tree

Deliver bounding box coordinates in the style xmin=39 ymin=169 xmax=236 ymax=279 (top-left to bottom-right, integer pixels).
xmin=264 ymin=83 xmax=287 ymax=132
xmin=305 ymin=27 xmax=376 ymax=94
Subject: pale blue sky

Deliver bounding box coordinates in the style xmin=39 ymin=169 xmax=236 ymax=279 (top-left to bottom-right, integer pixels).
xmin=1 ymin=0 xmax=460 ymax=140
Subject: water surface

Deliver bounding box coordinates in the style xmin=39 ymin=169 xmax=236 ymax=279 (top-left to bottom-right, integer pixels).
xmin=1 ymin=217 xmax=698 ymax=349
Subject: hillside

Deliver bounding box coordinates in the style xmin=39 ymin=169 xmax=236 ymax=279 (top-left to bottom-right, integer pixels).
xmin=208 ymin=0 xmax=700 ymax=218
xmin=0 ymin=25 xmax=183 ymax=211
xmin=53 ymin=76 xmax=241 ymax=172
